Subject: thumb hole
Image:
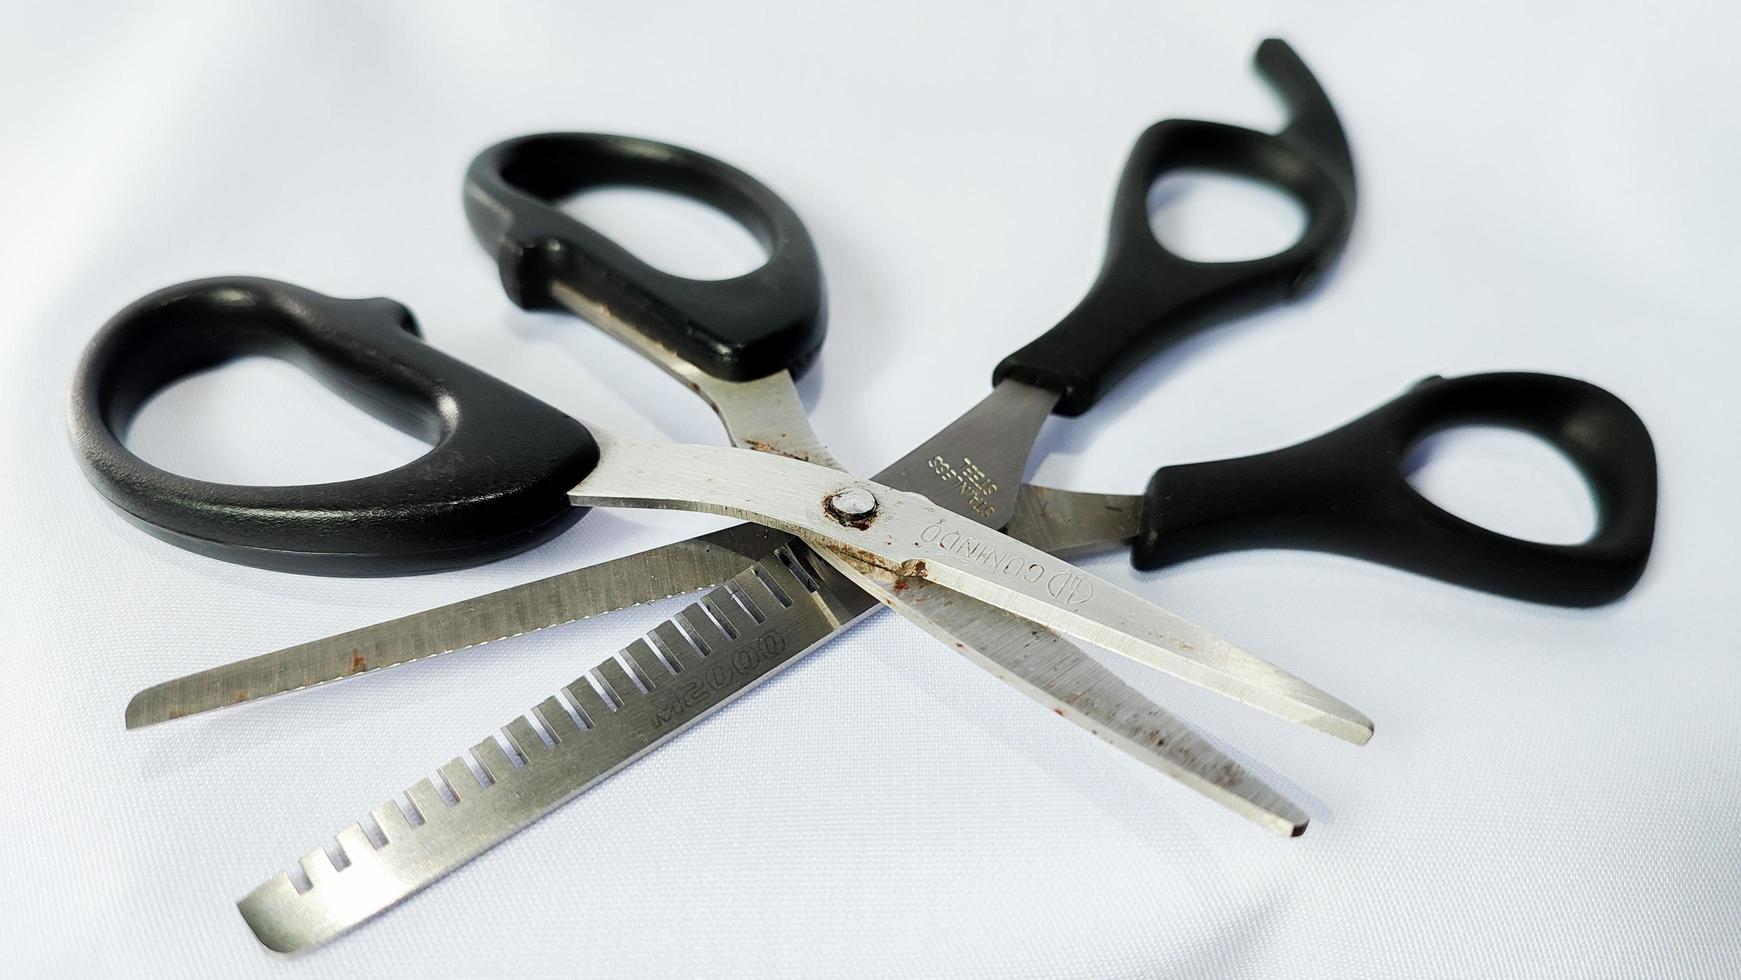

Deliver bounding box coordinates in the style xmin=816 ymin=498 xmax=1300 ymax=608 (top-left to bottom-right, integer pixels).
xmin=1403 ymin=426 xmax=1597 ymax=545
xmin=124 ymin=355 xmax=432 ymax=485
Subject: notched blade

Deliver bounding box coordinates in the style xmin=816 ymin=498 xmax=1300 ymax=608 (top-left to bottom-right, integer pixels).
xmin=126 ymin=524 xmax=786 ymax=729
xmin=237 ymin=547 xmax=864 ymax=954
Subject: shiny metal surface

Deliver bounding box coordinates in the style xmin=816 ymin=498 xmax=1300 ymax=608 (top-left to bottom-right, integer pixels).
xmin=239 ymin=545 xmax=864 ymax=953
xmin=123 ymin=482 xmax=1148 ymax=730
xmin=124 ymin=524 xmax=785 ymax=729
xmin=238 ymin=533 xmax=1313 ymax=952
xmin=573 ymin=437 xmax=1372 ymax=744
xmin=885 ymin=577 xmax=1309 ymax=836
xmin=1007 ymin=486 xmax=1144 ymax=557
xmin=875 ymin=378 xmax=1060 ymax=526
xmin=550 ymin=281 xmax=841 ymax=468
xmin=236 ymin=540 xmax=1315 ymax=951
xmin=222 ymin=285 xmax=1364 ymax=951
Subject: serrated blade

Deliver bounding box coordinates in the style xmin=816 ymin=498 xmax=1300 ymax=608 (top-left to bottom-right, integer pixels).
xmin=124 ymin=524 xmax=784 ymax=729
xmin=238 ymin=540 xmax=1302 ymax=953
xmin=239 ymin=545 xmax=864 ymax=954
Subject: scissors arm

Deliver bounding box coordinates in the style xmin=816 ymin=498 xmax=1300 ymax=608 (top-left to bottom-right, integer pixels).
xmin=571 ymin=437 xmax=1372 ymax=744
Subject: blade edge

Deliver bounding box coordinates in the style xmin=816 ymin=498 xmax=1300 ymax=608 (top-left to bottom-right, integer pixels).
xmin=126 ymin=524 xmax=786 ymax=729
xmin=237 ymin=547 xmax=872 ymax=953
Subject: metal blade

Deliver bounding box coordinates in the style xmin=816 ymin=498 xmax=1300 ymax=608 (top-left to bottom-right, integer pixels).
xmin=238 ymin=540 xmax=1307 ymax=952
xmin=125 ymin=524 xmax=783 ymax=729
xmin=875 ymin=576 xmax=1307 ymax=835
xmin=230 ymin=398 xmax=1320 ymax=951
xmin=238 ymin=544 xmax=866 ymax=954
xmin=1007 ymin=486 xmax=1143 ymax=557
xmin=876 ymin=378 xmax=1059 ymax=526
xmin=574 ymin=438 xmax=1373 ymax=745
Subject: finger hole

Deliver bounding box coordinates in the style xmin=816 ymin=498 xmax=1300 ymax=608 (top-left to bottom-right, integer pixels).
xmin=124 ymin=355 xmax=432 ymax=485
xmin=1403 ymin=426 xmax=1597 ymax=545
xmin=561 ymin=186 xmax=771 ymax=281
xmin=1147 ymin=169 xmax=1307 ymax=263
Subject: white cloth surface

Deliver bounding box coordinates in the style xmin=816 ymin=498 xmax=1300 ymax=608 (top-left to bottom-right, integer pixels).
xmin=4 ymin=2 xmax=1739 ymax=976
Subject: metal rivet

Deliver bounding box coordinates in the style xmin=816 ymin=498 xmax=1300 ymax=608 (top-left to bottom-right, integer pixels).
xmin=824 ymin=486 xmax=879 ymax=527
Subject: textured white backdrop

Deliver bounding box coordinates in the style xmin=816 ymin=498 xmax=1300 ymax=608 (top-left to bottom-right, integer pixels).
xmin=4 ymin=2 xmax=1738 ymax=976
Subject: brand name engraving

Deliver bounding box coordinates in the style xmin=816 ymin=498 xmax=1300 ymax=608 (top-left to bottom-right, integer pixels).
xmin=918 ymin=521 xmax=1093 ymax=605
xmin=649 ymin=630 xmax=790 ymax=728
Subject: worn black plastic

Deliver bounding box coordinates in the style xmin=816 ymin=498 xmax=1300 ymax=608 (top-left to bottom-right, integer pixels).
xmin=465 ymin=132 xmax=826 ymax=382
xmin=995 ymin=39 xmax=1357 ymax=416
xmin=69 ymin=277 xmax=600 ymax=575
xmin=1132 ymin=373 xmax=1657 ymax=606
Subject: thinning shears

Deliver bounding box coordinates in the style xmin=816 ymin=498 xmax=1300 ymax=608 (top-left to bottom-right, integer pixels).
xmin=71 ymin=40 xmax=1655 ymax=953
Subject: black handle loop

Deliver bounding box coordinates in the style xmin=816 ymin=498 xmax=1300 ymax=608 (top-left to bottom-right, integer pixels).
xmin=995 ymin=39 xmax=1357 ymax=416
xmin=1132 ymin=373 xmax=1658 ymax=607
xmin=465 ymin=133 xmax=827 ymax=383
xmin=69 ymin=277 xmax=600 ymax=575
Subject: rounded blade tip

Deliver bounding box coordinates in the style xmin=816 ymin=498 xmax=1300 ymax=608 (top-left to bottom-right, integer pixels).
xmin=123 ymin=690 xmax=160 ymax=730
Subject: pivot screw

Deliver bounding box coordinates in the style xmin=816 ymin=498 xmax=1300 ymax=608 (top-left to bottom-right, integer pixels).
xmin=824 ymin=486 xmax=879 ymax=528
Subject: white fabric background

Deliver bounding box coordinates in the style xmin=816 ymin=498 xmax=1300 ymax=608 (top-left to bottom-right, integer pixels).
xmin=4 ymin=2 xmax=1738 ymax=976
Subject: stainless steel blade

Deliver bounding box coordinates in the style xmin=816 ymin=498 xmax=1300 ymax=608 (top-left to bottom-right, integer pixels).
xmin=239 ymin=544 xmax=863 ymax=954
xmin=225 ymin=280 xmax=1346 ymax=953
xmin=574 ymin=437 xmax=1373 ymax=745
xmin=875 ymin=378 xmax=1060 ymax=524
xmin=123 ymin=523 xmax=784 ymax=729
xmin=884 ymin=576 xmax=1308 ymax=836
xmin=1007 ymin=486 xmax=1143 ymax=557
xmin=229 ymin=349 xmax=1328 ymax=951
xmin=238 ymin=542 xmax=1306 ymax=952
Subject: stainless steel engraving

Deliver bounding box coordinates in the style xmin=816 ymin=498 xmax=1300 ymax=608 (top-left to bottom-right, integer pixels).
xmin=876 ymin=378 xmax=1060 ymax=525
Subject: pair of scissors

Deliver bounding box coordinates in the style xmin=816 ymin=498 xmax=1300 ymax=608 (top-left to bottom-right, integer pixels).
xmin=73 ymin=40 xmax=1655 ymax=954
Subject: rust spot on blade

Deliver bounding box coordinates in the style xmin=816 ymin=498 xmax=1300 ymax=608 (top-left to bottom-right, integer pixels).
xmin=830 ymin=542 xmax=902 ymax=575
xmin=747 ymin=439 xmax=819 ymax=465
xmin=231 ymin=690 xmax=248 ymax=704
xmin=893 ymin=579 xmax=909 ymax=592
xmin=349 ymin=650 xmax=367 ymax=674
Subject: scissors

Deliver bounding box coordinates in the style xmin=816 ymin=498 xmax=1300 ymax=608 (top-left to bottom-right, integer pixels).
xmin=71 ymin=40 xmax=1655 ymax=953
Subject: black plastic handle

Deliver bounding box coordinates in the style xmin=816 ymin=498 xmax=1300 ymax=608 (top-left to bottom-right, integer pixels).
xmin=995 ymin=39 xmax=1357 ymax=416
xmin=465 ymin=132 xmax=826 ymax=382
xmin=1132 ymin=373 xmax=1657 ymax=606
xmin=69 ymin=277 xmax=600 ymax=575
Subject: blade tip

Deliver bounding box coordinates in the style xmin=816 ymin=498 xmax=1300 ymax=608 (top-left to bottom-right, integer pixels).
xmin=122 ymin=693 xmax=155 ymax=730
xmin=1315 ymin=709 xmax=1373 ymax=746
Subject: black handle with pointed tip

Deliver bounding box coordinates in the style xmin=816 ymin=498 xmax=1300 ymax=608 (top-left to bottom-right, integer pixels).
xmin=1132 ymin=373 xmax=1657 ymax=606
xmin=994 ymin=39 xmax=1357 ymax=416
xmin=465 ymin=132 xmax=826 ymax=383
xmin=69 ymin=277 xmax=600 ymax=575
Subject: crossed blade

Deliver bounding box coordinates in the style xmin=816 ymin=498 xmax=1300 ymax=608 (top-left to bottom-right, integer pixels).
xmin=128 ymin=344 xmax=1369 ymax=955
